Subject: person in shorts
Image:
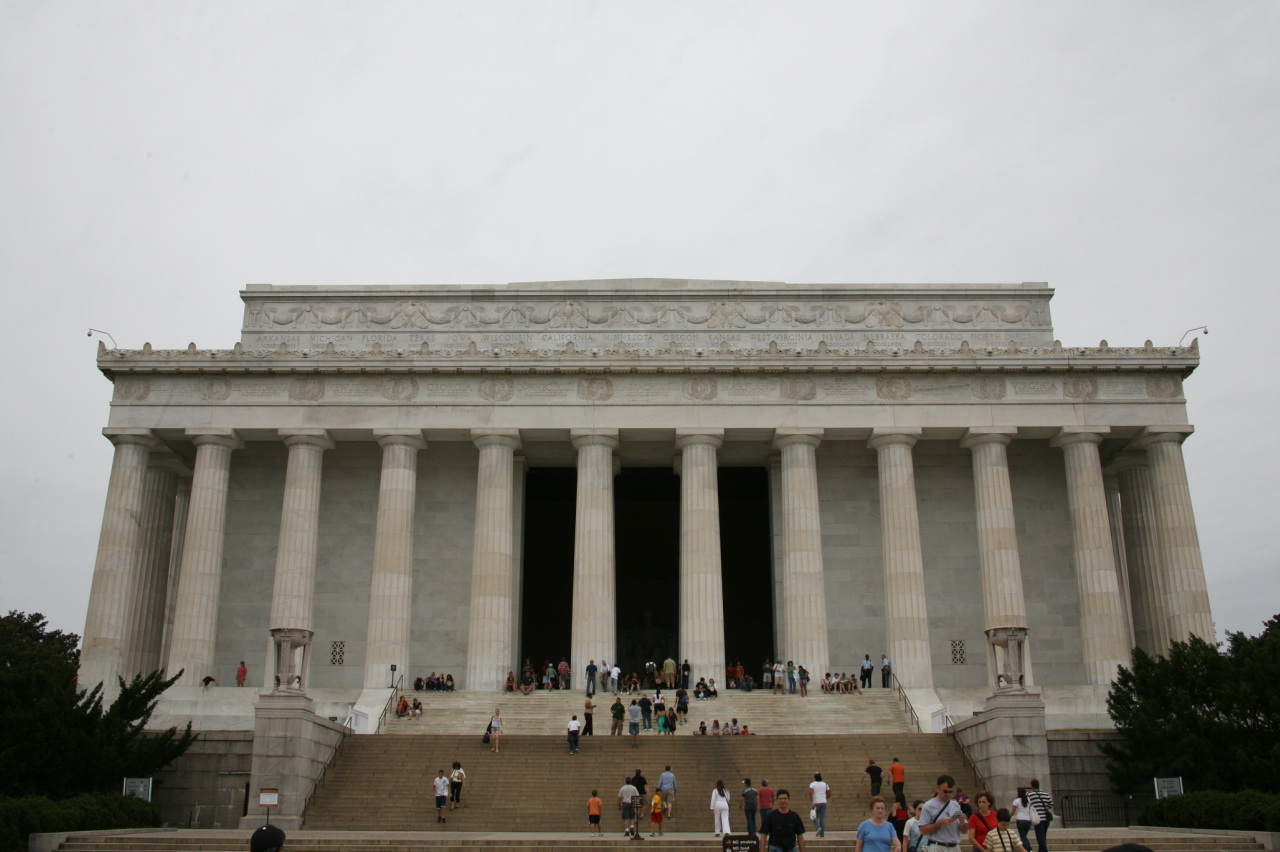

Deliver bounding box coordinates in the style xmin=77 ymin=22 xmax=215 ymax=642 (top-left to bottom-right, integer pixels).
xmin=618 ymin=777 xmax=640 ymax=836
xmin=587 ymin=789 xmax=603 ymax=837
xmin=432 ymin=769 xmax=449 ymax=824
xmin=650 ymin=791 xmax=665 ymax=836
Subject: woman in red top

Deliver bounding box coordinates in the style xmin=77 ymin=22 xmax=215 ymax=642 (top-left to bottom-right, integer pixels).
xmin=968 ymin=791 xmax=998 ymax=852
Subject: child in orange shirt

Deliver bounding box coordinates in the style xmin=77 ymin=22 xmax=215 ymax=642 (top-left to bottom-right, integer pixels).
xmin=586 ymin=790 xmax=603 ymax=837
xmin=649 ymin=791 xmax=665 ymax=837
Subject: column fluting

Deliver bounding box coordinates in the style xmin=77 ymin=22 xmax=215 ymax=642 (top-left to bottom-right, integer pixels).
xmin=464 ymin=428 xmax=521 ymax=692
xmin=1051 ymin=427 xmax=1131 ymax=685
xmin=80 ymin=428 xmax=160 ymax=698
xmin=1134 ymin=427 xmax=1215 ymax=643
xmin=1110 ymin=453 xmax=1170 ymax=653
xmin=167 ymin=429 xmax=242 ymax=686
xmin=159 ymin=476 xmax=191 ymax=674
xmin=676 ymin=430 xmax=726 ymax=690
xmin=363 ymin=430 xmax=426 ymax=690
xmin=868 ymin=428 xmax=932 ymax=689
xmin=773 ymin=428 xmax=830 ymax=680
xmin=126 ymin=454 xmax=185 ymax=677
xmin=570 ymin=430 xmax=618 ymax=677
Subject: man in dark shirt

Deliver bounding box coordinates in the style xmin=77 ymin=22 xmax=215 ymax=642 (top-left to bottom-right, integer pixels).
xmin=631 ymin=768 xmax=650 ymax=796
xmin=639 ymin=694 xmax=653 ymax=730
xmin=759 ymin=789 xmax=805 ymax=852
xmin=863 ymin=760 xmax=884 ymax=796
xmin=610 ymin=696 xmax=626 ymax=735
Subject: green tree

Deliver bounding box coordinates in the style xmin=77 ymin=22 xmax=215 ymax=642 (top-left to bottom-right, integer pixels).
xmin=0 ymin=611 xmax=196 ymax=798
xmin=1103 ymin=614 xmax=1280 ymax=794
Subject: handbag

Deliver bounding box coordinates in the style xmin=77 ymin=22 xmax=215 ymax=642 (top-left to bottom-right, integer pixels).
xmin=1029 ymin=805 xmax=1041 ymax=826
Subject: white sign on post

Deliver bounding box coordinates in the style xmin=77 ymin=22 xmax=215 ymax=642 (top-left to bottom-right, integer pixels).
xmin=1154 ymin=777 xmax=1184 ymax=799
xmin=259 ymin=789 xmax=280 ymax=808
xmin=122 ymin=778 xmax=152 ymax=802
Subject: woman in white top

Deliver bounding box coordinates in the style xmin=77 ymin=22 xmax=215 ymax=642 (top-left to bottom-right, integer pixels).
xmin=1011 ymin=788 xmax=1033 ymax=850
xmin=710 ymin=779 xmax=732 ymax=836
xmin=488 ymin=708 xmax=503 ymax=753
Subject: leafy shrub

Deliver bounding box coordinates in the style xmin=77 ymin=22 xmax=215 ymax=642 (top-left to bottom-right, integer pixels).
xmin=0 ymin=794 xmax=159 ymax=852
xmin=1138 ymin=789 xmax=1280 ymax=831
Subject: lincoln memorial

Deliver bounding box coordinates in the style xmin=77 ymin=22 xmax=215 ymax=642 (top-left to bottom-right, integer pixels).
xmin=78 ymin=280 xmax=1214 ymax=733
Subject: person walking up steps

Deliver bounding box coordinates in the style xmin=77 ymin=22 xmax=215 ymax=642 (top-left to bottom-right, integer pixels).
xmin=710 ymin=779 xmax=732 ymax=836
xmin=808 ymin=773 xmax=831 ymax=838
xmin=864 ymin=759 xmax=884 ymax=796
xmin=586 ymin=789 xmax=603 ymax=837
xmin=890 ymin=757 xmax=906 ymax=799
xmin=742 ymin=778 xmax=759 ymax=835
xmin=658 ymin=765 xmax=678 ymax=818
xmin=1026 ymin=779 xmax=1054 ymax=852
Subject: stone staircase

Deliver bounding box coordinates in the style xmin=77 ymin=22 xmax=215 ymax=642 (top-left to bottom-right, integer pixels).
xmin=381 ymin=687 xmax=916 ymax=735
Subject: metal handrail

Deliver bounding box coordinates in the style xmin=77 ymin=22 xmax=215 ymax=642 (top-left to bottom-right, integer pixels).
xmin=375 ymin=674 xmax=405 ymax=733
xmin=301 ymin=729 xmax=347 ymax=819
xmin=888 ymin=673 xmax=922 ymax=733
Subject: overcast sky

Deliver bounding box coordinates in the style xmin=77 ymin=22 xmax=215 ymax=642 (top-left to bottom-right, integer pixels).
xmin=2 ymin=2 xmax=1276 ymax=643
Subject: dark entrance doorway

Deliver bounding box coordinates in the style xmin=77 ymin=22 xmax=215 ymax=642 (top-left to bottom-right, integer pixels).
xmin=518 ymin=465 xmax=774 ymax=683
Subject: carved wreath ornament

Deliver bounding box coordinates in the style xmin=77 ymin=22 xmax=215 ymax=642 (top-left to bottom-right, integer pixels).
xmin=250 ymin=299 xmax=1043 ymax=330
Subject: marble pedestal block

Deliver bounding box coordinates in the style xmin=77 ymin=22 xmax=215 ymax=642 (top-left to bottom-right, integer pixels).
xmin=950 ymin=691 xmax=1052 ymax=804
xmin=238 ymin=692 xmax=346 ymax=830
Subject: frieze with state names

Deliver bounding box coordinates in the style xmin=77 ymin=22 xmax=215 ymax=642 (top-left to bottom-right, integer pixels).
xmin=110 ymin=372 xmax=1185 ymax=405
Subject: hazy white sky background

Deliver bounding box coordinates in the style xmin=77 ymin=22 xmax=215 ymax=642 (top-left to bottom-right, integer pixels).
xmin=1 ymin=2 xmax=1277 ymax=642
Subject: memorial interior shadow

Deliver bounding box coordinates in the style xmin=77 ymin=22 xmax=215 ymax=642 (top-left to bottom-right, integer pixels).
xmin=519 ymin=467 xmax=774 ymax=684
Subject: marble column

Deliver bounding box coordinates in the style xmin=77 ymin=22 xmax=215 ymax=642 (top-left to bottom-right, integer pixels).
xmin=167 ymin=429 xmax=242 ymax=686
xmin=125 ymin=453 xmax=187 ymax=678
xmin=465 ymin=428 xmax=521 ymax=691
xmin=1109 ymin=453 xmax=1170 ymax=654
xmin=773 ymin=428 xmax=829 ymax=679
xmin=868 ymin=428 xmax=932 ymax=689
xmin=80 ymin=428 xmax=160 ymax=698
xmin=1103 ymin=472 xmax=1136 ymax=653
xmin=1051 ymin=427 xmax=1130 ymax=685
xmin=1133 ymin=426 xmax=1215 ymax=643
xmin=676 ymin=429 xmax=726 ymax=689
xmin=570 ymin=429 xmax=618 ymax=677
xmin=159 ymin=476 xmax=191 ymax=673
xmin=268 ymin=429 xmax=334 ymax=692
xmin=363 ymin=430 xmax=426 ymax=690
xmin=961 ymin=428 xmax=1031 ymax=691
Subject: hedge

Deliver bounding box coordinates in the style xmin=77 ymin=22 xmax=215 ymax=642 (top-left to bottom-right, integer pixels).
xmin=0 ymin=794 xmax=160 ymax=852
xmin=1139 ymin=789 xmax=1280 ymax=831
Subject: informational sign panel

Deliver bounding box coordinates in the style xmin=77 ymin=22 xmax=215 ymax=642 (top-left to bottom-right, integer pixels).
xmin=121 ymin=778 xmax=152 ymax=802
xmin=1154 ymin=777 xmax=1184 ymax=799
xmin=259 ymin=788 xmax=280 ymax=808
xmin=723 ymin=834 xmax=758 ymax=851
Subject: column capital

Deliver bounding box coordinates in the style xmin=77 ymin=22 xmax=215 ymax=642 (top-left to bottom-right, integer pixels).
xmin=374 ymin=429 xmax=428 ymax=451
xmin=279 ymin=429 xmax=335 ymax=451
xmin=773 ymin=427 xmax=823 ymax=450
xmin=1105 ymin=451 xmax=1149 ymax=476
xmin=102 ymin=427 xmax=160 ymax=451
xmin=1050 ymin=426 xmax=1109 ymax=449
xmin=571 ymin=429 xmax=619 ymax=451
xmin=185 ymin=428 xmax=243 ymax=450
xmin=471 ymin=428 xmax=520 ymax=451
xmin=147 ymin=450 xmax=190 ymax=477
xmin=868 ymin=427 xmax=921 ymax=451
xmin=960 ymin=427 xmax=1017 ymax=450
xmin=675 ymin=429 xmax=724 ymax=450
xmin=1132 ymin=424 xmax=1195 ymax=449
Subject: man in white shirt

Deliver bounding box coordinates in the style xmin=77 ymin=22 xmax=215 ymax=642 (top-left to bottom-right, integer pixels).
xmin=611 ymin=663 xmax=622 ymax=694
xmin=808 ymin=773 xmax=831 ymax=838
xmin=432 ymin=769 xmax=449 ymax=824
xmin=567 ymin=715 xmax=581 ymax=754
xmin=918 ymin=774 xmax=967 ymax=849
xmin=618 ymin=777 xmax=640 ymax=836
xmin=880 ymin=655 xmax=892 ymax=688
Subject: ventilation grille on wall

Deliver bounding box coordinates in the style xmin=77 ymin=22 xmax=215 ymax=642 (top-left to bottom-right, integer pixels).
xmin=950 ymin=640 xmax=966 ymax=665
xmin=330 ymin=641 xmax=345 ymax=665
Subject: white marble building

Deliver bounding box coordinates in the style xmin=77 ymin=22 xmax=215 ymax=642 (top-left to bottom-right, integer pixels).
xmin=79 ymin=280 xmax=1213 ymax=730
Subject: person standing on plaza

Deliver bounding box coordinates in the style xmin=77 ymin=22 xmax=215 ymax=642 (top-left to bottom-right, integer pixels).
xmin=855 ymin=796 xmax=900 ymax=852
xmin=610 ymin=695 xmax=625 ymax=735
xmin=881 ymin=654 xmax=892 ymax=688
xmin=567 ymin=714 xmax=581 ymax=754
xmin=488 ymin=708 xmax=503 ymax=753
xmin=618 ymin=776 xmax=640 ymax=837
xmin=583 ymin=696 xmax=597 ymax=735
xmin=890 ymin=757 xmax=906 ymax=799
xmin=808 ymin=772 xmax=831 ymax=838
xmin=586 ymin=789 xmax=603 ymax=837
xmin=681 ymin=658 xmax=692 ymax=689
xmin=664 ymin=655 xmax=677 ymax=689
xmin=710 ymin=779 xmax=732 ymax=836
xmin=639 ymin=692 xmax=653 ymax=731
xmin=586 ymin=659 xmax=598 ymax=696
xmin=628 ymin=700 xmax=642 ymax=746
xmin=611 ymin=661 xmax=622 ymax=694
xmin=432 ymin=769 xmax=449 ymax=824
xmin=742 ymin=778 xmax=760 ymax=836
xmin=558 ymin=657 xmax=571 ymax=690
xmin=236 ymin=661 xmax=247 ymax=687
xmin=773 ymin=659 xmax=786 ymax=694
xmin=798 ymin=665 xmax=810 ymax=696
xmin=858 ymin=654 xmax=872 ymax=688
xmin=1026 ymin=779 xmax=1054 ymax=852
xmin=917 ymin=775 xmax=967 ymax=848
xmin=658 ymin=765 xmax=678 ymax=818
xmin=448 ymin=761 xmax=465 ymax=810
xmin=650 ymin=790 xmax=666 ymax=837
xmin=864 ymin=760 xmax=884 ymax=796
xmin=762 ymin=658 xmax=774 ymax=692
xmin=759 ymin=788 xmax=806 ymax=852
xmin=758 ymin=778 xmax=776 ymax=824
xmin=787 ymin=660 xmax=797 ymax=694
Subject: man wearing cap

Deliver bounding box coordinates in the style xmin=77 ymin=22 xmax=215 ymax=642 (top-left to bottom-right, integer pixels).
xmin=249 ymin=824 xmax=285 ymax=852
